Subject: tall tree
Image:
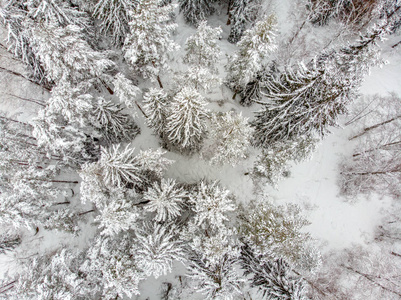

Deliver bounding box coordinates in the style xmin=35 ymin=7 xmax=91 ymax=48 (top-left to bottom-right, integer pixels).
xmin=165 ymin=86 xmax=209 ymax=152
xmin=252 ymin=19 xmax=393 ymax=148
xmin=179 ymin=0 xmax=214 ymax=26
xmin=31 ymin=22 xmax=113 ymax=83
xmin=176 ymin=21 xmax=222 ymax=92
xmin=123 ymin=0 xmax=178 ymax=88
xmin=226 ymin=15 xmax=277 ymax=105
xmin=227 ymin=0 xmax=261 ymax=43
xmin=93 ymin=0 xmax=137 ymax=45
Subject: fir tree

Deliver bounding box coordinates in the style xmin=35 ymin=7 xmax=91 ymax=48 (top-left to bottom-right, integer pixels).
xmin=165 ymin=86 xmax=209 ymax=152
xmin=0 ymin=231 xmax=21 ymax=254
xmin=143 ymin=179 xmax=187 ymax=222
xmin=134 ymin=223 xmax=185 ymax=279
xmin=93 ymin=0 xmax=137 ymax=45
xmin=123 ymin=0 xmax=178 ymax=87
xmin=179 ymin=0 xmax=213 ymax=26
xmin=143 ymin=88 xmax=169 ymax=137
xmin=226 ymin=15 xmax=277 ymax=104
xmin=227 ymin=0 xmax=261 ymax=43
xmin=96 ymin=197 xmax=141 ymax=236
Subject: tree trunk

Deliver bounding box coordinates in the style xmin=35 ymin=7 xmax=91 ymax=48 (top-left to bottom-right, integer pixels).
xmin=341 ymin=264 xmax=401 ymax=298
xmin=157 ymin=75 xmax=164 ymax=89
xmin=4 ymin=93 xmax=46 ymax=107
xmin=0 ymin=66 xmax=51 ymax=91
xmin=353 ymin=140 xmax=401 ymax=157
xmin=135 ymin=101 xmax=148 ymax=118
xmin=349 ymin=115 xmax=401 ymax=140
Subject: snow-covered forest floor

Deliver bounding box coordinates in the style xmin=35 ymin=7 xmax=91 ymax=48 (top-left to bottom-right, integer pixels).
xmin=0 ymin=0 xmax=401 ymax=299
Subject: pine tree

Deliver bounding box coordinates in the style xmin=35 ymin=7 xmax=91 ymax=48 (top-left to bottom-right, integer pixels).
xmin=177 ymin=21 xmax=222 ymax=91
xmin=252 ymin=20 xmax=392 ymax=148
xmin=0 ymin=4 xmax=48 ymax=85
xmin=227 ymin=0 xmax=261 ymax=43
xmin=143 ymin=178 xmax=187 ymax=222
xmin=226 ymin=15 xmax=277 ymax=104
xmin=123 ymin=0 xmax=178 ymax=87
xmin=165 ymin=86 xmax=209 ymax=152
xmin=98 ymin=144 xmax=173 ymax=189
xmin=143 ymin=88 xmax=169 ymax=137
xmin=179 ymin=0 xmax=213 ymax=26
xmin=202 ymin=111 xmax=253 ymax=166
xmin=93 ymin=0 xmax=137 ymax=45
xmin=187 ymin=254 xmax=244 ymax=300
xmin=239 ymin=198 xmax=321 ymax=272
xmin=31 ymin=22 xmax=113 ymax=83
xmin=191 ymin=181 xmax=236 ymax=230
xmin=91 ymin=97 xmax=140 ymax=143
xmin=5 ymin=249 xmax=89 ymax=299
xmin=134 ymin=223 xmax=185 ymax=279
xmin=240 ymin=244 xmax=308 ymax=300
xmin=26 ymin=0 xmax=93 ymax=29
xmin=112 ymin=73 xmax=141 ymax=108
xmin=82 ymin=234 xmax=144 ymax=298
xmin=96 ymin=197 xmax=141 ymax=236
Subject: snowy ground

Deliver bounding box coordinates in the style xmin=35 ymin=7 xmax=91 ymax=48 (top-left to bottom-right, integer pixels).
xmin=0 ymin=0 xmax=400 ymax=298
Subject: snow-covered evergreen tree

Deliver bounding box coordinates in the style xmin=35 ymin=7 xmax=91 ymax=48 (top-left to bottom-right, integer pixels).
xmin=93 ymin=0 xmax=137 ymax=45
xmin=227 ymin=0 xmax=261 ymax=43
xmin=143 ymin=178 xmax=187 ymax=222
xmin=143 ymin=88 xmax=169 ymax=137
xmin=0 ymin=231 xmax=21 ymax=254
xmin=226 ymin=15 xmax=277 ymax=105
xmin=26 ymin=0 xmax=93 ymax=29
xmin=32 ymin=109 xmax=100 ymax=163
xmin=0 ymin=4 xmax=48 ymax=85
xmin=187 ymin=254 xmax=244 ymax=300
xmin=176 ymin=21 xmax=222 ymax=91
xmin=191 ymin=181 xmax=236 ymax=230
xmin=112 ymin=73 xmax=141 ymax=108
xmin=96 ymin=197 xmax=141 ymax=236
xmin=165 ymin=86 xmax=209 ymax=152
xmin=134 ymin=223 xmax=185 ymax=278
xmin=5 ymin=249 xmax=89 ymax=299
xmin=239 ymin=198 xmax=321 ymax=272
xmin=252 ymin=20 xmax=391 ymax=148
xmin=31 ymin=22 xmax=113 ymax=83
xmin=202 ymin=111 xmax=253 ymax=166
xmin=123 ymin=0 xmax=178 ymax=86
xmin=240 ymin=244 xmax=308 ymax=300
xmin=253 ymin=135 xmax=318 ymax=187
xmin=82 ymin=233 xmax=144 ymax=298
xmin=99 ymin=144 xmax=173 ymax=189
xmin=179 ymin=0 xmax=213 ymax=26
xmin=92 ymin=97 xmax=140 ymax=143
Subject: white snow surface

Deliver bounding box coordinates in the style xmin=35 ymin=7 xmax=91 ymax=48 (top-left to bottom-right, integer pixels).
xmin=0 ymin=0 xmax=400 ymax=298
